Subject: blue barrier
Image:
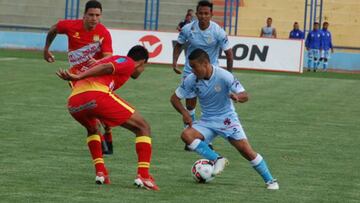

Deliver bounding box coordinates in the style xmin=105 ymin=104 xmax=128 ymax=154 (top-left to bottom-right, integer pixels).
xmin=0 ymin=31 xmax=358 ymax=70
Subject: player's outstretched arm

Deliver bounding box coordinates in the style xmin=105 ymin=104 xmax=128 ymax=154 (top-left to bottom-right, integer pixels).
xmin=56 ymin=63 xmax=114 ymax=81
xmin=172 ymin=43 xmax=183 ymax=74
xmin=170 ymin=93 xmax=193 ymax=127
xmin=43 ymin=24 xmax=58 ymax=63
xmin=230 ymin=92 xmax=249 ymax=103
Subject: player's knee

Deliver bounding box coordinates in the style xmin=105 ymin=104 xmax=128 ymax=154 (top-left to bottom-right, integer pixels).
xmin=136 ymin=120 xmax=151 ymax=135
xmin=324 ymin=58 xmax=328 ymax=62
xmin=320 ymin=57 xmax=324 ymax=61
xmin=181 ymin=129 xmax=195 ymax=144
xmin=86 ymin=127 xmax=99 ymax=135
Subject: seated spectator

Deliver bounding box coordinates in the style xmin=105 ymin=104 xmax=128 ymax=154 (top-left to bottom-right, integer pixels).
xmin=289 ymin=22 xmax=305 ymax=39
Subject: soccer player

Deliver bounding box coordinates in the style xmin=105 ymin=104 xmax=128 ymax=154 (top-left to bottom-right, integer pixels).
xmin=170 ymin=49 xmax=279 ymax=190
xmin=172 ymin=0 xmax=233 ymax=131
xmin=289 ymin=22 xmax=304 ymax=39
xmin=260 ymin=17 xmax=277 ymax=38
xmin=305 ymin=22 xmax=322 ymax=72
xmin=56 ymin=45 xmax=159 ymax=190
xmin=320 ymin=22 xmax=334 ymax=71
xmin=43 ymin=0 xmax=114 ymax=154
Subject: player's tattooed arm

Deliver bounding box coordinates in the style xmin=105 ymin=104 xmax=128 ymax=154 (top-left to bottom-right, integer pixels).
xmin=224 ymin=49 xmax=233 ymax=72
xmin=172 ymin=43 xmax=183 ymax=74
xmin=44 ymin=24 xmax=58 ymax=63
xmin=170 ymin=93 xmax=193 ymax=127
xmin=56 ymin=63 xmax=114 ymax=81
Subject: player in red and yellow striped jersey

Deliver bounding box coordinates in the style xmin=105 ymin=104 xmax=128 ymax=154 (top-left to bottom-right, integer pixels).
xmin=56 ymin=45 xmax=159 ymax=190
xmin=44 ymin=0 xmax=114 ymax=154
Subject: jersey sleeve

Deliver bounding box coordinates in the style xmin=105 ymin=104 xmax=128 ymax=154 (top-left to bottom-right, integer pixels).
xmin=175 ymin=76 xmax=196 ymax=99
xmin=101 ymin=29 xmax=113 ymax=54
xmin=225 ymin=73 xmax=245 ymax=94
xmin=177 ymin=24 xmax=189 ymax=44
xmin=56 ymin=20 xmax=69 ymax=34
xmin=217 ymin=27 xmax=231 ymax=51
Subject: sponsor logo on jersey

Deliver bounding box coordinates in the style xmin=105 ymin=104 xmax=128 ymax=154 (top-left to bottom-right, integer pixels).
xmin=73 ymin=32 xmax=80 ymax=39
xmin=115 ymin=57 xmax=127 ymax=63
xmin=68 ymin=42 xmax=101 ymax=66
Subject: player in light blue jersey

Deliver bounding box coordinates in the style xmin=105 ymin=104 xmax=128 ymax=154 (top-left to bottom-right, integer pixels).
xmin=305 ymin=22 xmax=322 ymax=72
xmin=170 ymin=49 xmax=279 ymax=190
xmin=172 ymin=0 xmax=233 ymax=120
xmin=320 ymin=22 xmax=334 ymax=71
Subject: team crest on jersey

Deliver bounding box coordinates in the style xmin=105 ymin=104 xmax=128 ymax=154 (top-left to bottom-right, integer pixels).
xmin=73 ymin=32 xmax=80 ymax=39
xmin=115 ymin=57 xmax=127 ymax=63
xmin=214 ymin=84 xmax=221 ymax=92
xmin=93 ymin=35 xmax=100 ymax=42
xmin=206 ymin=36 xmax=213 ymax=44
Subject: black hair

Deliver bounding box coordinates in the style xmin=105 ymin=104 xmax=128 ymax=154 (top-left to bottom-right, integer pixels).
xmin=127 ymin=45 xmax=149 ymax=63
xmin=196 ymin=1 xmax=213 ymax=12
xmin=267 ymin=17 xmax=272 ymax=21
xmin=294 ymin=22 xmax=298 ymax=24
xmin=323 ymin=21 xmax=329 ymax=25
xmin=314 ymin=22 xmax=319 ymax=25
xmin=187 ymin=9 xmax=194 ymax=13
xmin=188 ymin=48 xmax=210 ymax=63
xmin=85 ymin=0 xmax=102 ymax=13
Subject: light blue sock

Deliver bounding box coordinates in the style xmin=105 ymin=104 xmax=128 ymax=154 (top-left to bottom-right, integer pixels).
xmin=188 ymin=139 xmax=219 ymax=161
xmin=323 ymin=62 xmax=328 ymax=70
xmin=307 ymin=58 xmax=312 ymax=69
xmin=251 ymin=154 xmax=274 ymax=183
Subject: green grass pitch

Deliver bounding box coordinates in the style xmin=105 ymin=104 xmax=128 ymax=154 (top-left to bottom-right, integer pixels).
xmin=0 ymin=49 xmax=359 ymax=202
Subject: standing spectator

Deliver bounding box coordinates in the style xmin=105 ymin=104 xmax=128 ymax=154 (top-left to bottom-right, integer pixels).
xmin=260 ymin=17 xmax=277 ymax=38
xmin=289 ymin=22 xmax=304 ymax=39
xmin=320 ymin=22 xmax=334 ymax=71
xmin=177 ymin=14 xmax=193 ymax=32
xmin=187 ymin=8 xmax=195 ymax=22
xmin=305 ymin=22 xmax=322 ymax=72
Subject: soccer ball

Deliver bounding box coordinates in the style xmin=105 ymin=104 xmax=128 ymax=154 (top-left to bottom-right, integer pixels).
xmin=191 ymin=159 xmax=215 ymax=183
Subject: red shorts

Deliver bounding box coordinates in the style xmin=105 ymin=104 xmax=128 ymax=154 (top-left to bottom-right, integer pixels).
xmin=68 ymin=91 xmax=134 ymax=131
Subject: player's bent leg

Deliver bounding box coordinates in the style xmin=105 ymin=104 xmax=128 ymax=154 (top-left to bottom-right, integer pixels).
xmin=103 ymin=125 xmax=113 ymax=155
xmin=121 ymin=111 xmax=159 ymax=191
xmin=229 ymin=138 xmax=278 ymax=190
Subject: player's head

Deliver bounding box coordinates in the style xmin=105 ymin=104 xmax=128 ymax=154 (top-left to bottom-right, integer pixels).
xmin=313 ymin=22 xmax=319 ymax=30
xmin=187 ymin=9 xmax=194 ymax=16
xmin=185 ymin=13 xmax=192 ymax=22
xmin=266 ymin=17 xmax=272 ymax=26
xmin=293 ymin=22 xmax=299 ymax=30
xmin=83 ymin=0 xmax=102 ymax=30
xmin=127 ymin=45 xmax=149 ymax=79
xmin=323 ymin=22 xmax=329 ymax=30
xmin=188 ymin=48 xmax=211 ymax=79
xmin=196 ymin=1 xmax=213 ymax=27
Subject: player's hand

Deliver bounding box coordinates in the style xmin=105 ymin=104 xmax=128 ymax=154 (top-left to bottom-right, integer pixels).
xmin=182 ymin=113 xmax=192 ymax=127
xmin=230 ymin=92 xmax=248 ymax=103
xmin=44 ymin=50 xmax=55 ymax=63
xmin=86 ymin=57 xmax=97 ymax=67
xmin=306 ymin=47 xmax=309 ymax=51
xmin=172 ymin=64 xmax=182 ymax=74
xmin=56 ymin=69 xmax=80 ymax=81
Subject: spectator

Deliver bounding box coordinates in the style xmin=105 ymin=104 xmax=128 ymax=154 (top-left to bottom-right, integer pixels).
xmin=187 ymin=8 xmax=195 ymax=22
xmin=260 ymin=17 xmax=277 ymax=38
xmin=320 ymin=22 xmax=334 ymax=71
xmin=289 ymin=22 xmax=304 ymax=39
xmin=177 ymin=14 xmax=192 ymax=32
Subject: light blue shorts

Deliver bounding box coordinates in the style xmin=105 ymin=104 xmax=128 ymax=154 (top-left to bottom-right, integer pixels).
xmin=308 ymin=49 xmax=320 ymax=60
xmin=192 ymin=113 xmax=247 ymax=143
xmin=321 ymin=50 xmax=331 ymax=59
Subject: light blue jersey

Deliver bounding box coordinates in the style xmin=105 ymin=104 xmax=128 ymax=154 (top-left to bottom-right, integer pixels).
xmin=175 ymin=65 xmax=247 ymax=141
xmin=177 ymin=20 xmax=231 ymax=77
xmin=176 ymin=65 xmax=244 ymax=118
xmin=261 ymin=26 xmax=275 ymax=38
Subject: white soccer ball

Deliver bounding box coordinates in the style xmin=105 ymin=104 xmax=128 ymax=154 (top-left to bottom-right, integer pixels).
xmin=191 ymin=159 xmax=215 ymax=183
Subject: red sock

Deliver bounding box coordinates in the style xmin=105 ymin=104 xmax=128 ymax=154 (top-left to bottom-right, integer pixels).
xmin=104 ymin=131 xmax=112 ymax=142
xmin=135 ymin=136 xmax=152 ymax=179
xmin=87 ymin=134 xmax=106 ymax=174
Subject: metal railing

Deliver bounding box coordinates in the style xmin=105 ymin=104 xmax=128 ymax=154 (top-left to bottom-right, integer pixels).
xmin=223 ymin=0 xmax=240 ymax=35
xmin=304 ymin=0 xmax=323 ymax=33
xmin=144 ymin=0 xmax=159 ymax=30
xmin=65 ymin=0 xmax=80 ymax=19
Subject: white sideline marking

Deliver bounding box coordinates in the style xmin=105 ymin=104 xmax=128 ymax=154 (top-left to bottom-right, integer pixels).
xmin=0 ymin=57 xmax=18 ymax=61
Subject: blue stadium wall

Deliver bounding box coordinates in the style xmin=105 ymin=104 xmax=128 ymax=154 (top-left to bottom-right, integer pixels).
xmin=0 ymin=31 xmax=359 ymax=71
